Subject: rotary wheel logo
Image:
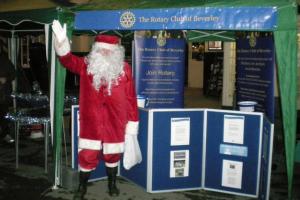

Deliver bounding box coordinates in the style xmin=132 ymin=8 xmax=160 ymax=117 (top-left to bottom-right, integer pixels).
xmin=120 ymin=11 xmax=136 ymax=28
xmin=157 ymin=36 xmax=166 ymax=47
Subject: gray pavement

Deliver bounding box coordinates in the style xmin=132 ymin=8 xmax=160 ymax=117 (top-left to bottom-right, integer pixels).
xmin=1 ymin=89 xmax=299 ymax=200
xmin=42 ymin=174 xmax=255 ymax=200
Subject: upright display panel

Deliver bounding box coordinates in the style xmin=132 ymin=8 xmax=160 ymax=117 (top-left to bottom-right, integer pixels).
xmin=120 ymin=109 xmax=149 ymax=189
xmin=204 ymin=110 xmax=263 ymax=197
xmin=121 ymin=108 xmax=204 ymax=192
xmin=151 ymin=110 xmax=204 ymax=191
xmin=259 ymin=117 xmax=274 ymax=200
xmin=236 ymin=36 xmax=275 ymax=122
xmin=134 ymin=37 xmax=186 ymax=108
xmin=71 ymin=107 xmax=273 ymax=199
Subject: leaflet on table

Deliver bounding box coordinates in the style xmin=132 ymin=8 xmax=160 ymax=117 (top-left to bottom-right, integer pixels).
xmin=170 ymin=150 xmax=189 ymax=178
xmin=223 ymin=115 xmax=245 ymax=144
xmin=170 ymin=117 xmax=190 ymax=146
xmin=221 ymin=159 xmax=243 ymax=189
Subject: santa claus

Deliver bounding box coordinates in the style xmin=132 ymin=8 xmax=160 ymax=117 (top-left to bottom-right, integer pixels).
xmin=52 ymin=20 xmax=139 ymax=199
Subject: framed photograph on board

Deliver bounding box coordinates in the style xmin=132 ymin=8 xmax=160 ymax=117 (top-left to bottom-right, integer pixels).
xmin=208 ymin=41 xmax=223 ymax=51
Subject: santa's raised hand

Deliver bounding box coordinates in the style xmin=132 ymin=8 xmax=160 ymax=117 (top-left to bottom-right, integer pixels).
xmin=52 ymin=20 xmax=70 ymax=56
xmin=52 ymin=20 xmax=67 ymax=44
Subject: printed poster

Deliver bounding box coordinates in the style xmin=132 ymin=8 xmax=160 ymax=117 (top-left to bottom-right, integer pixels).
xmin=170 ymin=150 xmax=190 ymax=178
xmin=221 ymin=159 xmax=243 ymax=189
xmin=223 ymin=115 xmax=245 ymax=144
xmin=171 ymin=117 xmax=190 ymax=146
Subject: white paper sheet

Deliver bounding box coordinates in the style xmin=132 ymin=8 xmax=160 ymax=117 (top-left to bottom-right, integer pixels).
xmin=221 ymin=159 xmax=243 ymax=189
xmin=223 ymin=115 xmax=245 ymax=144
xmin=171 ymin=118 xmax=190 ymax=146
xmin=170 ymin=150 xmax=189 ymax=178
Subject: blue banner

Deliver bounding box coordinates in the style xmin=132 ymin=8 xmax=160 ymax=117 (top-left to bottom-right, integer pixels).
xmin=75 ymin=7 xmax=277 ymax=31
xmin=134 ymin=37 xmax=185 ymax=108
xmin=236 ymin=35 xmax=275 ymax=122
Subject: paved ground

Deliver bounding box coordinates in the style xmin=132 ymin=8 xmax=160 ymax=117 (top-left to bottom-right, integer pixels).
xmin=0 ymin=134 xmax=299 ymax=200
xmin=0 ymin=89 xmax=299 ymax=200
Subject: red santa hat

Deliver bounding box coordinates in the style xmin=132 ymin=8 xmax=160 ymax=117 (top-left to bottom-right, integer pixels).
xmin=94 ymin=34 xmax=120 ymax=50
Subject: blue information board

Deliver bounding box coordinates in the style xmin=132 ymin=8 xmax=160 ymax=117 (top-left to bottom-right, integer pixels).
xmin=236 ymin=36 xmax=275 ymax=122
xmin=120 ymin=109 xmax=149 ymax=189
xmin=259 ymin=117 xmax=274 ymax=200
xmin=134 ymin=37 xmax=186 ymax=108
xmin=151 ymin=110 xmax=203 ymax=191
xmin=204 ymin=110 xmax=263 ymax=197
xmin=72 ymin=107 xmax=273 ymax=199
xmin=121 ymin=108 xmax=204 ymax=192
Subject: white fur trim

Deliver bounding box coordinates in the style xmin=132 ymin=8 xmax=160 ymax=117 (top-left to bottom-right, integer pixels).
xmin=94 ymin=42 xmax=118 ymax=50
xmin=54 ymin=38 xmax=70 ymax=56
xmin=125 ymin=121 xmax=139 ymax=135
xmin=78 ymin=138 xmax=102 ymax=150
xmin=79 ymin=166 xmax=95 ymax=172
xmin=103 ymin=142 xmax=124 ymax=154
xmin=105 ymin=162 xmax=119 ymax=168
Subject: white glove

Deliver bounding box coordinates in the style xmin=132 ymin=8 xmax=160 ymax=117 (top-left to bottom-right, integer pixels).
xmin=52 ymin=20 xmax=67 ymax=43
xmin=123 ymin=134 xmax=142 ymax=170
xmin=52 ymin=20 xmax=70 ymax=56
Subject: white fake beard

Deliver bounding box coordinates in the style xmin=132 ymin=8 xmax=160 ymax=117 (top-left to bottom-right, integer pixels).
xmin=86 ymin=44 xmax=125 ymax=95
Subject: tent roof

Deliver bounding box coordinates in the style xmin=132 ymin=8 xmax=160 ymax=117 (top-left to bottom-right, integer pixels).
xmin=0 ymin=7 xmax=74 ymax=37
xmin=0 ymin=0 xmax=296 ymax=11
xmin=77 ymin=0 xmax=292 ymax=9
xmin=0 ymin=8 xmax=59 ymax=25
xmin=0 ymin=0 xmax=58 ymax=12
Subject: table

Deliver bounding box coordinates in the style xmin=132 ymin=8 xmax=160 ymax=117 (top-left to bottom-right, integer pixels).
xmin=6 ymin=112 xmax=50 ymax=173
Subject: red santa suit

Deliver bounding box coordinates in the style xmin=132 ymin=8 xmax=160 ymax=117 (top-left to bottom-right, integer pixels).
xmin=55 ymin=35 xmax=139 ymax=171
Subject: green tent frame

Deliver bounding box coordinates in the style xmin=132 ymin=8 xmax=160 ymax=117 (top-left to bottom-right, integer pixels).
xmin=0 ymin=0 xmax=297 ymax=198
xmin=0 ymin=7 xmax=74 ymax=189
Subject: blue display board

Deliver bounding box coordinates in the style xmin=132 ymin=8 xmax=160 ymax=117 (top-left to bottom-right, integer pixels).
xmin=121 ymin=108 xmax=204 ymax=192
xmin=134 ymin=37 xmax=186 ymax=108
xmin=259 ymin=117 xmax=274 ymax=200
xmin=204 ymin=110 xmax=263 ymax=197
xmin=236 ymin=36 xmax=275 ymax=122
xmin=72 ymin=107 xmax=273 ymax=199
xmin=71 ymin=105 xmax=106 ymax=181
xmin=151 ymin=110 xmax=203 ymax=191
xmin=120 ymin=109 xmax=149 ymax=189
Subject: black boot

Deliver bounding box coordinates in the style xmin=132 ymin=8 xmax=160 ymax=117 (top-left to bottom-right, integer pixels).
xmin=106 ymin=166 xmax=119 ymax=196
xmin=73 ymin=171 xmax=91 ymax=200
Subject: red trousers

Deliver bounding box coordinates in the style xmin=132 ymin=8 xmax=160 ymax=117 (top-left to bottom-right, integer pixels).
xmin=78 ymin=149 xmax=121 ymax=171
